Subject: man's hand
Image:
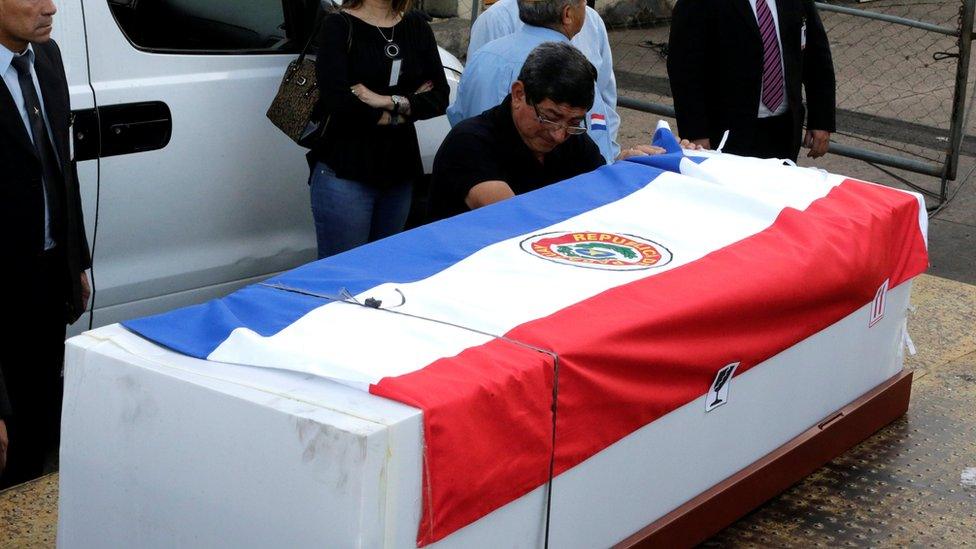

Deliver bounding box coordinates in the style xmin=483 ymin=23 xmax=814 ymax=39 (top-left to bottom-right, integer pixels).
xmin=804 ymin=129 xmax=830 ymax=158
xmin=616 ymin=144 xmax=666 ymax=161
xmin=0 ymin=419 xmax=8 ymax=474
xmin=678 ymin=139 xmax=704 ymax=151
xmin=350 ymin=84 xmax=392 ymax=110
xmin=81 ymin=272 xmax=91 ymax=312
xmin=691 ymin=138 xmax=711 ymax=150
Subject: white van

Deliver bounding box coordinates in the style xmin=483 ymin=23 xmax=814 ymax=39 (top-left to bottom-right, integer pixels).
xmin=53 ymin=0 xmax=462 ymax=336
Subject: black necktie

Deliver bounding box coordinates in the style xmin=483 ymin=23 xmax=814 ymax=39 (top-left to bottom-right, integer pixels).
xmin=11 ymin=53 xmax=62 ymax=247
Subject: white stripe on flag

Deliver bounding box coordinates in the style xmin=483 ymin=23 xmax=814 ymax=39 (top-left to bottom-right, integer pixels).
xmin=207 ymin=165 xmax=847 ymax=387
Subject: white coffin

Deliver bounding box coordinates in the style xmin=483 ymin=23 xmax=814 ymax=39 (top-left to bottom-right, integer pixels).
xmin=58 ymin=280 xmax=913 ymax=548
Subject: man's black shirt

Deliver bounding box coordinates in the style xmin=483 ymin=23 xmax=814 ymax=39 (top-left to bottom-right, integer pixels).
xmin=427 ymin=95 xmax=605 ymax=222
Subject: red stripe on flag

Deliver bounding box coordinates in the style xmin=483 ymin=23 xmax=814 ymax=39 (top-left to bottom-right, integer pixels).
xmin=371 ymin=341 xmax=556 ymax=545
xmin=371 ymin=179 xmax=928 ymax=546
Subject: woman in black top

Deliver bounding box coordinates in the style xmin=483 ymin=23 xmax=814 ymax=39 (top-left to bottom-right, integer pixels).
xmin=310 ymin=0 xmax=449 ymax=258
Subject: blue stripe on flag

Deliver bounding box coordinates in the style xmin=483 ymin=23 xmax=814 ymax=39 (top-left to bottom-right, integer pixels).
xmin=652 ymin=126 xmax=683 ymax=154
xmin=124 ymin=161 xmax=668 ymax=359
xmin=621 ymin=126 xmax=708 ymax=172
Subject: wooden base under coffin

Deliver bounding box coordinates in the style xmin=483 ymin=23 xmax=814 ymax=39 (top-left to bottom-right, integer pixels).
xmin=619 ymin=370 xmax=913 ymax=548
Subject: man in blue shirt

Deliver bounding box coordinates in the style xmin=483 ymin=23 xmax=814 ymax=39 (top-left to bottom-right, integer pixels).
xmin=447 ymin=0 xmax=618 ymax=163
xmin=466 ymin=0 xmax=619 ymax=162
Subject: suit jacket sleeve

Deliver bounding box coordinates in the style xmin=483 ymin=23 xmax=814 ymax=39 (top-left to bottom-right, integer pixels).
xmin=801 ymin=0 xmax=836 ymax=132
xmin=47 ymin=40 xmax=92 ymax=272
xmin=60 ymin=53 xmax=92 ymax=272
xmin=667 ymin=0 xmax=712 ymax=141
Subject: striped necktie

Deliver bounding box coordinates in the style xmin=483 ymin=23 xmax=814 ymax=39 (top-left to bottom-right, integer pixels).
xmin=756 ymin=0 xmax=785 ymax=112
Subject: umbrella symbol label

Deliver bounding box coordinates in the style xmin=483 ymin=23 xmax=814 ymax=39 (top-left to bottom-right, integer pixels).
xmin=705 ymin=362 xmax=740 ymax=413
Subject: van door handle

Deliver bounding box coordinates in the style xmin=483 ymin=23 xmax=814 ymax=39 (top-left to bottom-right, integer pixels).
xmin=72 ymin=101 xmax=172 ymax=161
xmin=109 ymin=118 xmax=170 ymax=137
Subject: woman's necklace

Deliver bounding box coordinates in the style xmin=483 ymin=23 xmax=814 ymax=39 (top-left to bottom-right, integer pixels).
xmin=376 ymin=23 xmax=399 ymax=59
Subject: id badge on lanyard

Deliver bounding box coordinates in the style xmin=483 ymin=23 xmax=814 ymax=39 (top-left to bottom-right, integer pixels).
xmin=389 ymin=58 xmax=402 ymax=87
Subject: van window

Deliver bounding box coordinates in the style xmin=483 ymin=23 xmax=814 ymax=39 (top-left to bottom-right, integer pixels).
xmin=108 ymin=0 xmax=295 ymax=53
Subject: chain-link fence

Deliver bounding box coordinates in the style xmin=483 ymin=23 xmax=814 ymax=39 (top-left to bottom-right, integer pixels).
xmin=605 ymin=0 xmax=976 ymax=203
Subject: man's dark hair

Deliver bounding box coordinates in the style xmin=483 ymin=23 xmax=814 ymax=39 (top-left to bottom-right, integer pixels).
xmin=518 ymin=42 xmax=596 ymax=110
xmin=517 ymin=0 xmax=578 ymax=28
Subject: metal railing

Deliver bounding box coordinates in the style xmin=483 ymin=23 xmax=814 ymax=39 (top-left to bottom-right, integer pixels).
xmin=815 ymin=0 xmax=974 ymax=191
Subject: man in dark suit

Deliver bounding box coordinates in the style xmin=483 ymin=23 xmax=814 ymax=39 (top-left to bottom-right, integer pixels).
xmin=667 ymin=0 xmax=835 ymax=161
xmin=1 ymin=0 xmax=91 ymax=486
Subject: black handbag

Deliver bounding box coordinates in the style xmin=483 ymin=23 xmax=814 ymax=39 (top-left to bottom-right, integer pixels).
xmin=266 ymin=8 xmax=350 ymax=148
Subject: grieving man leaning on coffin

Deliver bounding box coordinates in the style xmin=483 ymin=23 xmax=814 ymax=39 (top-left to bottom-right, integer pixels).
xmin=428 ymin=42 xmax=690 ymax=222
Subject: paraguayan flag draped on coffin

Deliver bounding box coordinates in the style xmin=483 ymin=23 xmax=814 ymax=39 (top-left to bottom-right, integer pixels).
xmin=125 ymin=124 xmax=929 ymax=545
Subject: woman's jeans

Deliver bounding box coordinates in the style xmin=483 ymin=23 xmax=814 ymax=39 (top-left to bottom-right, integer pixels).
xmin=309 ymin=162 xmax=412 ymax=259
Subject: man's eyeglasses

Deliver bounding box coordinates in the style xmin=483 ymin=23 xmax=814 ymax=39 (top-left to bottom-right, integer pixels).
xmin=532 ymin=103 xmax=588 ymax=135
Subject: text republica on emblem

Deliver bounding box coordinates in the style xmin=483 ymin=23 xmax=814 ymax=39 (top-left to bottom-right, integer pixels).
xmin=520 ymin=231 xmax=673 ymax=271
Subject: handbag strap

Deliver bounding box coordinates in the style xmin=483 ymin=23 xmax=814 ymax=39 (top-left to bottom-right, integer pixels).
xmin=294 ymin=2 xmax=352 ymax=69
